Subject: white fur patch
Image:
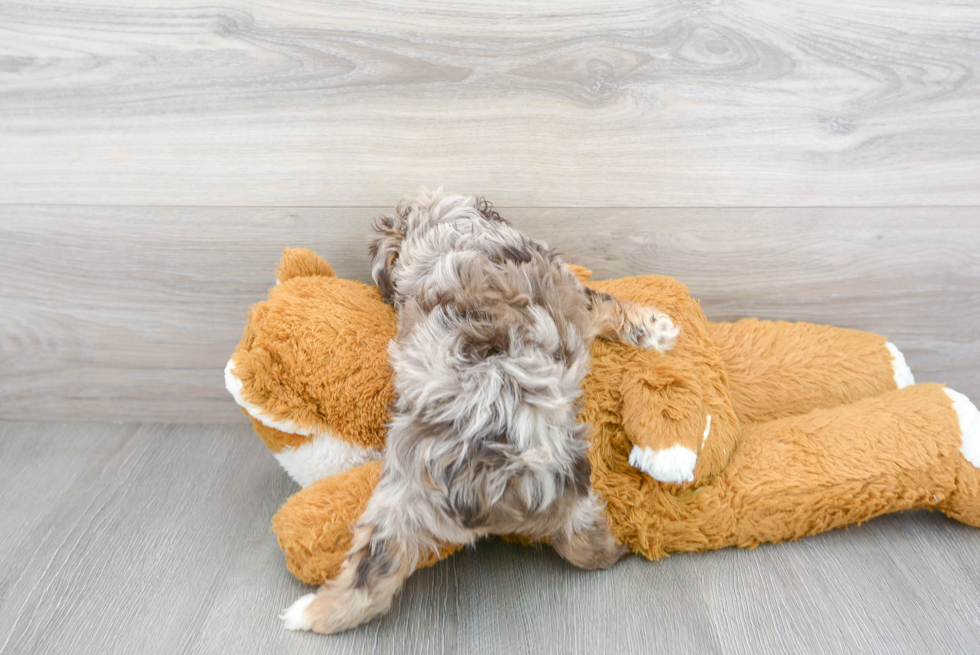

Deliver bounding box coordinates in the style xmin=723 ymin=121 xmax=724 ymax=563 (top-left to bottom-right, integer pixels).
xmin=274 ymin=434 xmax=382 ymax=487
xmin=226 ymin=359 xmax=324 ymax=438
xmin=945 ymin=388 xmax=980 ymax=468
xmin=886 ymin=342 xmax=915 ymax=389
xmin=281 ymin=593 xmax=316 ymax=631
xmin=629 ymin=445 xmax=697 ymax=484
xmin=701 ymin=414 xmax=712 ymax=446
xmin=225 ymin=358 xmax=382 ymax=485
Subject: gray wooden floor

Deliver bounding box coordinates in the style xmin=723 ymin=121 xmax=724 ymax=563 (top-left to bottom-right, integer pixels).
xmin=2 ymin=420 xmax=980 ymax=655
xmin=3 ymin=0 xmax=980 ymax=652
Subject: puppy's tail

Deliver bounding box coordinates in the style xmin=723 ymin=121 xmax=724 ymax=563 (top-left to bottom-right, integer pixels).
xmin=282 ymin=473 xmax=450 ymax=634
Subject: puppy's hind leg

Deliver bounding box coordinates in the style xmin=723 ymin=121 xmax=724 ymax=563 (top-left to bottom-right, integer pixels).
xmin=281 ymin=475 xmax=438 ymax=634
xmin=549 ymin=491 xmax=628 ymax=570
xmin=585 ymin=288 xmax=679 ymax=352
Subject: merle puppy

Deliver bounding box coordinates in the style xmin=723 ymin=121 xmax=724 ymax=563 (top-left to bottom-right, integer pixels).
xmin=283 ymin=190 xmax=678 ymax=633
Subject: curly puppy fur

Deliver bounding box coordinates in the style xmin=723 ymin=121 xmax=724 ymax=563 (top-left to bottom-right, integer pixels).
xmin=283 ymin=190 xmax=679 ymax=634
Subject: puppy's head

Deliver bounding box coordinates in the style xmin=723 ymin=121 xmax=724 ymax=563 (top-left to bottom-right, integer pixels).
xmin=368 ymin=190 xmax=508 ymax=305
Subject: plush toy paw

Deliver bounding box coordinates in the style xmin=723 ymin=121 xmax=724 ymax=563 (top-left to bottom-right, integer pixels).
xmin=628 ymin=444 xmax=697 ymax=484
xmin=886 ymin=342 xmax=915 ymax=389
xmin=945 ymin=388 xmax=980 ymax=468
xmin=630 ymin=310 xmax=680 ymax=353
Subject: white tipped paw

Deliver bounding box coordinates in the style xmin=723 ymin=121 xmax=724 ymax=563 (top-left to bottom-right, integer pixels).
xmin=630 ymin=311 xmax=680 ymax=353
xmin=886 ymin=342 xmax=915 ymax=389
xmin=628 ymin=445 xmax=696 ymax=483
xmin=945 ymin=388 xmax=980 ymax=468
xmin=281 ymin=593 xmax=316 ymax=631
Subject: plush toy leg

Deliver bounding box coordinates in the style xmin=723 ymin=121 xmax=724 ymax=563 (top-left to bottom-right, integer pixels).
xmin=589 ymin=276 xmax=741 ymax=485
xmin=272 ymin=462 xmax=381 ymax=585
xmin=271 ymin=461 xmax=459 ymax=586
xmin=724 ymin=383 xmax=968 ymax=548
xmin=938 ymin=389 xmax=980 ymax=526
xmin=621 ymin=375 xmax=724 ymax=485
xmin=708 ymin=319 xmax=910 ymax=425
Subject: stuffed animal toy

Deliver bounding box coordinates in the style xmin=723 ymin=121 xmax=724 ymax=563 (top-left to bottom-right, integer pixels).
xmin=226 ymin=248 xmax=980 ymax=587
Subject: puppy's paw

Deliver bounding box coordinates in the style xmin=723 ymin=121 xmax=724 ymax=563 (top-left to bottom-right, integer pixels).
xmin=281 ymin=593 xmax=316 ymax=631
xmin=283 ymin=582 xmax=382 ymax=634
xmin=629 ymin=310 xmax=679 ymax=352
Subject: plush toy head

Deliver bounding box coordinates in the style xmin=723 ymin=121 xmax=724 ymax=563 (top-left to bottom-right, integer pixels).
xmin=225 ymin=249 xmax=397 ymax=487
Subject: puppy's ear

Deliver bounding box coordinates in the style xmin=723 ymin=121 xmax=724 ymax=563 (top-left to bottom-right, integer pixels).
xmin=368 ymin=213 xmax=406 ymax=304
xmin=374 ymin=251 xmax=398 ymax=304
xmin=476 ymin=197 xmax=507 ymax=224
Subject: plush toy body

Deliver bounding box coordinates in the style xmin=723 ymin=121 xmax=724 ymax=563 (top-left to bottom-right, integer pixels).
xmin=226 ymin=249 xmax=980 ymax=585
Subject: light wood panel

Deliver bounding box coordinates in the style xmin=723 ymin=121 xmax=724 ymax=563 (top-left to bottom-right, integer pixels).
xmin=1 ymin=205 xmax=977 ymax=422
xmin=1 ymin=0 xmax=978 ymax=207
xmin=2 ymin=420 xmax=980 ymax=654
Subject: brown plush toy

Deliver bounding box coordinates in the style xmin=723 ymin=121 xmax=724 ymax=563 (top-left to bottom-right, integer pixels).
xmin=226 ymin=248 xmax=980 ymax=587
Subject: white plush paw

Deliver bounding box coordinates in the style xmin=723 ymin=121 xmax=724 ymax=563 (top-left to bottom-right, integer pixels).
xmin=886 ymin=342 xmax=915 ymax=389
xmin=632 ymin=312 xmax=680 ymax=353
xmin=945 ymin=388 xmax=980 ymax=468
xmin=281 ymin=593 xmax=316 ymax=631
xmin=628 ymin=445 xmax=696 ymax=483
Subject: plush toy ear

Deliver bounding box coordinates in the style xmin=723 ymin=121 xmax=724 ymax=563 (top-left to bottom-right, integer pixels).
xmin=567 ymin=264 xmax=593 ymax=284
xmin=276 ymin=248 xmax=336 ymax=284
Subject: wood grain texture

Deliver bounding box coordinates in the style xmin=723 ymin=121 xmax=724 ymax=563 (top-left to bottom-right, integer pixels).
xmin=2 ymin=421 xmax=980 ymax=654
xmin=1 ymin=205 xmax=977 ymax=422
xmin=3 ymin=1 xmax=978 ymax=650
xmin=1 ymin=0 xmax=978 ymax=207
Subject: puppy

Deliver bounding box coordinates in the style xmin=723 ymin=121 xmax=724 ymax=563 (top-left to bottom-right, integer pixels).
xmin=283 ymin=190 xmax=679 ymax=633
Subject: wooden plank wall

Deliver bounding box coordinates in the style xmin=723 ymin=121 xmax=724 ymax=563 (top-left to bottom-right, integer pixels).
xmin=2 ymin=207 xmax=976 ymax=421
xmin=1 ymin=0 xmax=978 ymax=207
xmin=0 ymin=0 xmax=978 ymax=421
